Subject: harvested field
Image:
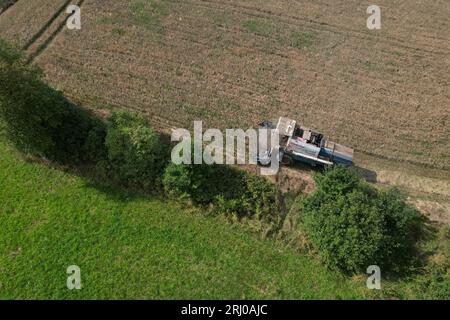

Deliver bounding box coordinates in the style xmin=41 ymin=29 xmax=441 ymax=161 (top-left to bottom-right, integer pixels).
xmin=5 ymin=0 xmax=445 ymax=168
xmin=0 ymin=0 xmax=449 ymax=220
xmin=0 ymin=0 xmax=68 ymax=48
xmin=2 ymin=0 xmax=449 ymax=167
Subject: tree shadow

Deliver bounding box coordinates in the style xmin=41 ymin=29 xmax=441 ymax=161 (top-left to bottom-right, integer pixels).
xmin=21 ymin=153 xmax=161 ymax=204
xmin=381 ymin=215 xmax=440 ymax=282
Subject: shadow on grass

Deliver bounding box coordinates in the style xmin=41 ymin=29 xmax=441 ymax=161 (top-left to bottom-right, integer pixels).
xmin=381 ymin=216 xmax=441 ymax=282
xmin=19 ymin=150 xmax=162 ymax=205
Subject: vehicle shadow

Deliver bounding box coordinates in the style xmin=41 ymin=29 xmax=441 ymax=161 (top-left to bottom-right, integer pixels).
xmin=350 ymin=165 xmax=378 ymax=183
xmin=282 ymin=161 xmax=378 ymax=183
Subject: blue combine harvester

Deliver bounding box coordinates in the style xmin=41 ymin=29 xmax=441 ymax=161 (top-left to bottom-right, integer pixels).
xmin=258 ymin=117 xmax=354 ymax=168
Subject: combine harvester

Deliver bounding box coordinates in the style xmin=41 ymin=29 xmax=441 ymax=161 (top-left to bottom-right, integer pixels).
xmin=258 ymin=117 xmax=354 ymax=168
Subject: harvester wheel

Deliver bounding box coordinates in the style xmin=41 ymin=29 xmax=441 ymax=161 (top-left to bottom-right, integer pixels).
xmin=281 ymin=154 xmax=293 ymax=166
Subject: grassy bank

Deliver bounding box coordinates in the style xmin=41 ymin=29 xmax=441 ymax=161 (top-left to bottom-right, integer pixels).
xmin=0 ymin=138 xmax=369 ymax=299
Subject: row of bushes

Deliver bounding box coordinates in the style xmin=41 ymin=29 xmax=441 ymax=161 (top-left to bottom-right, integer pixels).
xmin=97 ymin=111 xmax=281 ymax=222
xmin=0 ymin=39 xmax=430 ymax=278
xmin=101 ymin=112 xmax=281 ymax=222
xmin=0 ymin=39 xmax=281 ymax=222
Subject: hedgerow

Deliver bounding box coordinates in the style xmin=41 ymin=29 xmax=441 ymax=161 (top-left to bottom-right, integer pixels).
xmin=0 ymin=39 xmax=105 ymax=164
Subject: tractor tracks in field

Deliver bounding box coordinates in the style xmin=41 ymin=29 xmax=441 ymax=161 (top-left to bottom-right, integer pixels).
xmin=23 ymin=0 xmax=72 ymax=52
xmin=24 ymin=0 xmax=85 ymax=64
xmin=191 ymin=0 xmax=450 ymax=56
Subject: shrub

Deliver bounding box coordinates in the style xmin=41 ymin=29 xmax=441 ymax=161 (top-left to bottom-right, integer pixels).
xmin=301 ymin=166 xmax=422 ymax=274
xmin=419 ymin=262 xmax=450 ymax=299
xmin=162 ymin=162 xmax=192 ymax=200
xmin=0 ymin=39 xmax=105 ymax=163
xmin=414 ymin=226 xmax=450 ymax=299
xmin=163 ymin=156 xmax=282 ymax=221
xmin=83 ymin=118 xmax=107 ymax=163
xmin=163 ymin=162 xmax=245 ymax=205
xmin=215 ymin=196 xmax=243 ymax=217
xmin=104 ymin=111 xmax=168 ymax=190
xmin=241 ymin=174 xmax=282 ymax=222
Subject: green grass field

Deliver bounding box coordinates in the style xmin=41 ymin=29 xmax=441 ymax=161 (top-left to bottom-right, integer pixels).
xmin=0 ymin=137 xmax=371 ymax=299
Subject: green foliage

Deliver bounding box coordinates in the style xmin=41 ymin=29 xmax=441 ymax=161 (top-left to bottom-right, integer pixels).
xmin=104 ymin=111 xmax=168 ymax=190
xmin=290 ymin=31 xmax=315 ymax=49
xmin=215 ymin=195 xmax=242 ymax=217
xmin=240 ymin=174 xmax=282 ymax=221
xmin=414 ymin=226 xmax=450 ymax=299
xmin=419 ymin=262 xmax=450 ymax=299
xmin=163 ymin=162 xmax=246 ymax=205
xmin=163 ymin=158 xmax=282 ymax=221
xmin=0 ymin=38 xmax=22 ymax=63
xmin=301 ymin=166 xmax=422 ymax=274
xmin=375 ymin=188 xmax=424 ymax=268
xmin=0 ymin=39 xmax=105 ymax=164
xmin=83 ymin=118 xmax=107 ymax=163
xmin=162 ymin=162 xmax=193 ymax=200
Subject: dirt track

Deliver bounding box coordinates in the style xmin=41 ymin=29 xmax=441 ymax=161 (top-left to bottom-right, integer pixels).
xmin=0 ymin=0 xmax=449 ymax=222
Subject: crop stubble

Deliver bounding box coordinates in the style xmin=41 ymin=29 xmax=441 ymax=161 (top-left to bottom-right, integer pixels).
xmin=1 ymin=0 xmax=449 ymax=168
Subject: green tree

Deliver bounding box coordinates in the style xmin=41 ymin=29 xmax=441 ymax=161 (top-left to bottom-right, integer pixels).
xmin=104 ymin=111 xmax=168 ymax=190
xmin=301 ymin=166 xmax=422 ymax=273
xmin=0 ymin=39 xmax=104 ymax=163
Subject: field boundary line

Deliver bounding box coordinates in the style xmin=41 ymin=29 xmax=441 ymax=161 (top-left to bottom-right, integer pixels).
xmin=0 ymin=0 xmax=19 ymax=16
xmin=26 ymin=0 xmax=85 ymax=64
xmin=23 ymin=0 xmax=71 ymax=51
xmin=191 ymin=0 xmax=450 ymax=56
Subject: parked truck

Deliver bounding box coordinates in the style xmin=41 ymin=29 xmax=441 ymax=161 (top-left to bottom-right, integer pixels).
xmin=258 ymin=117 xmax=354 ymax=168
